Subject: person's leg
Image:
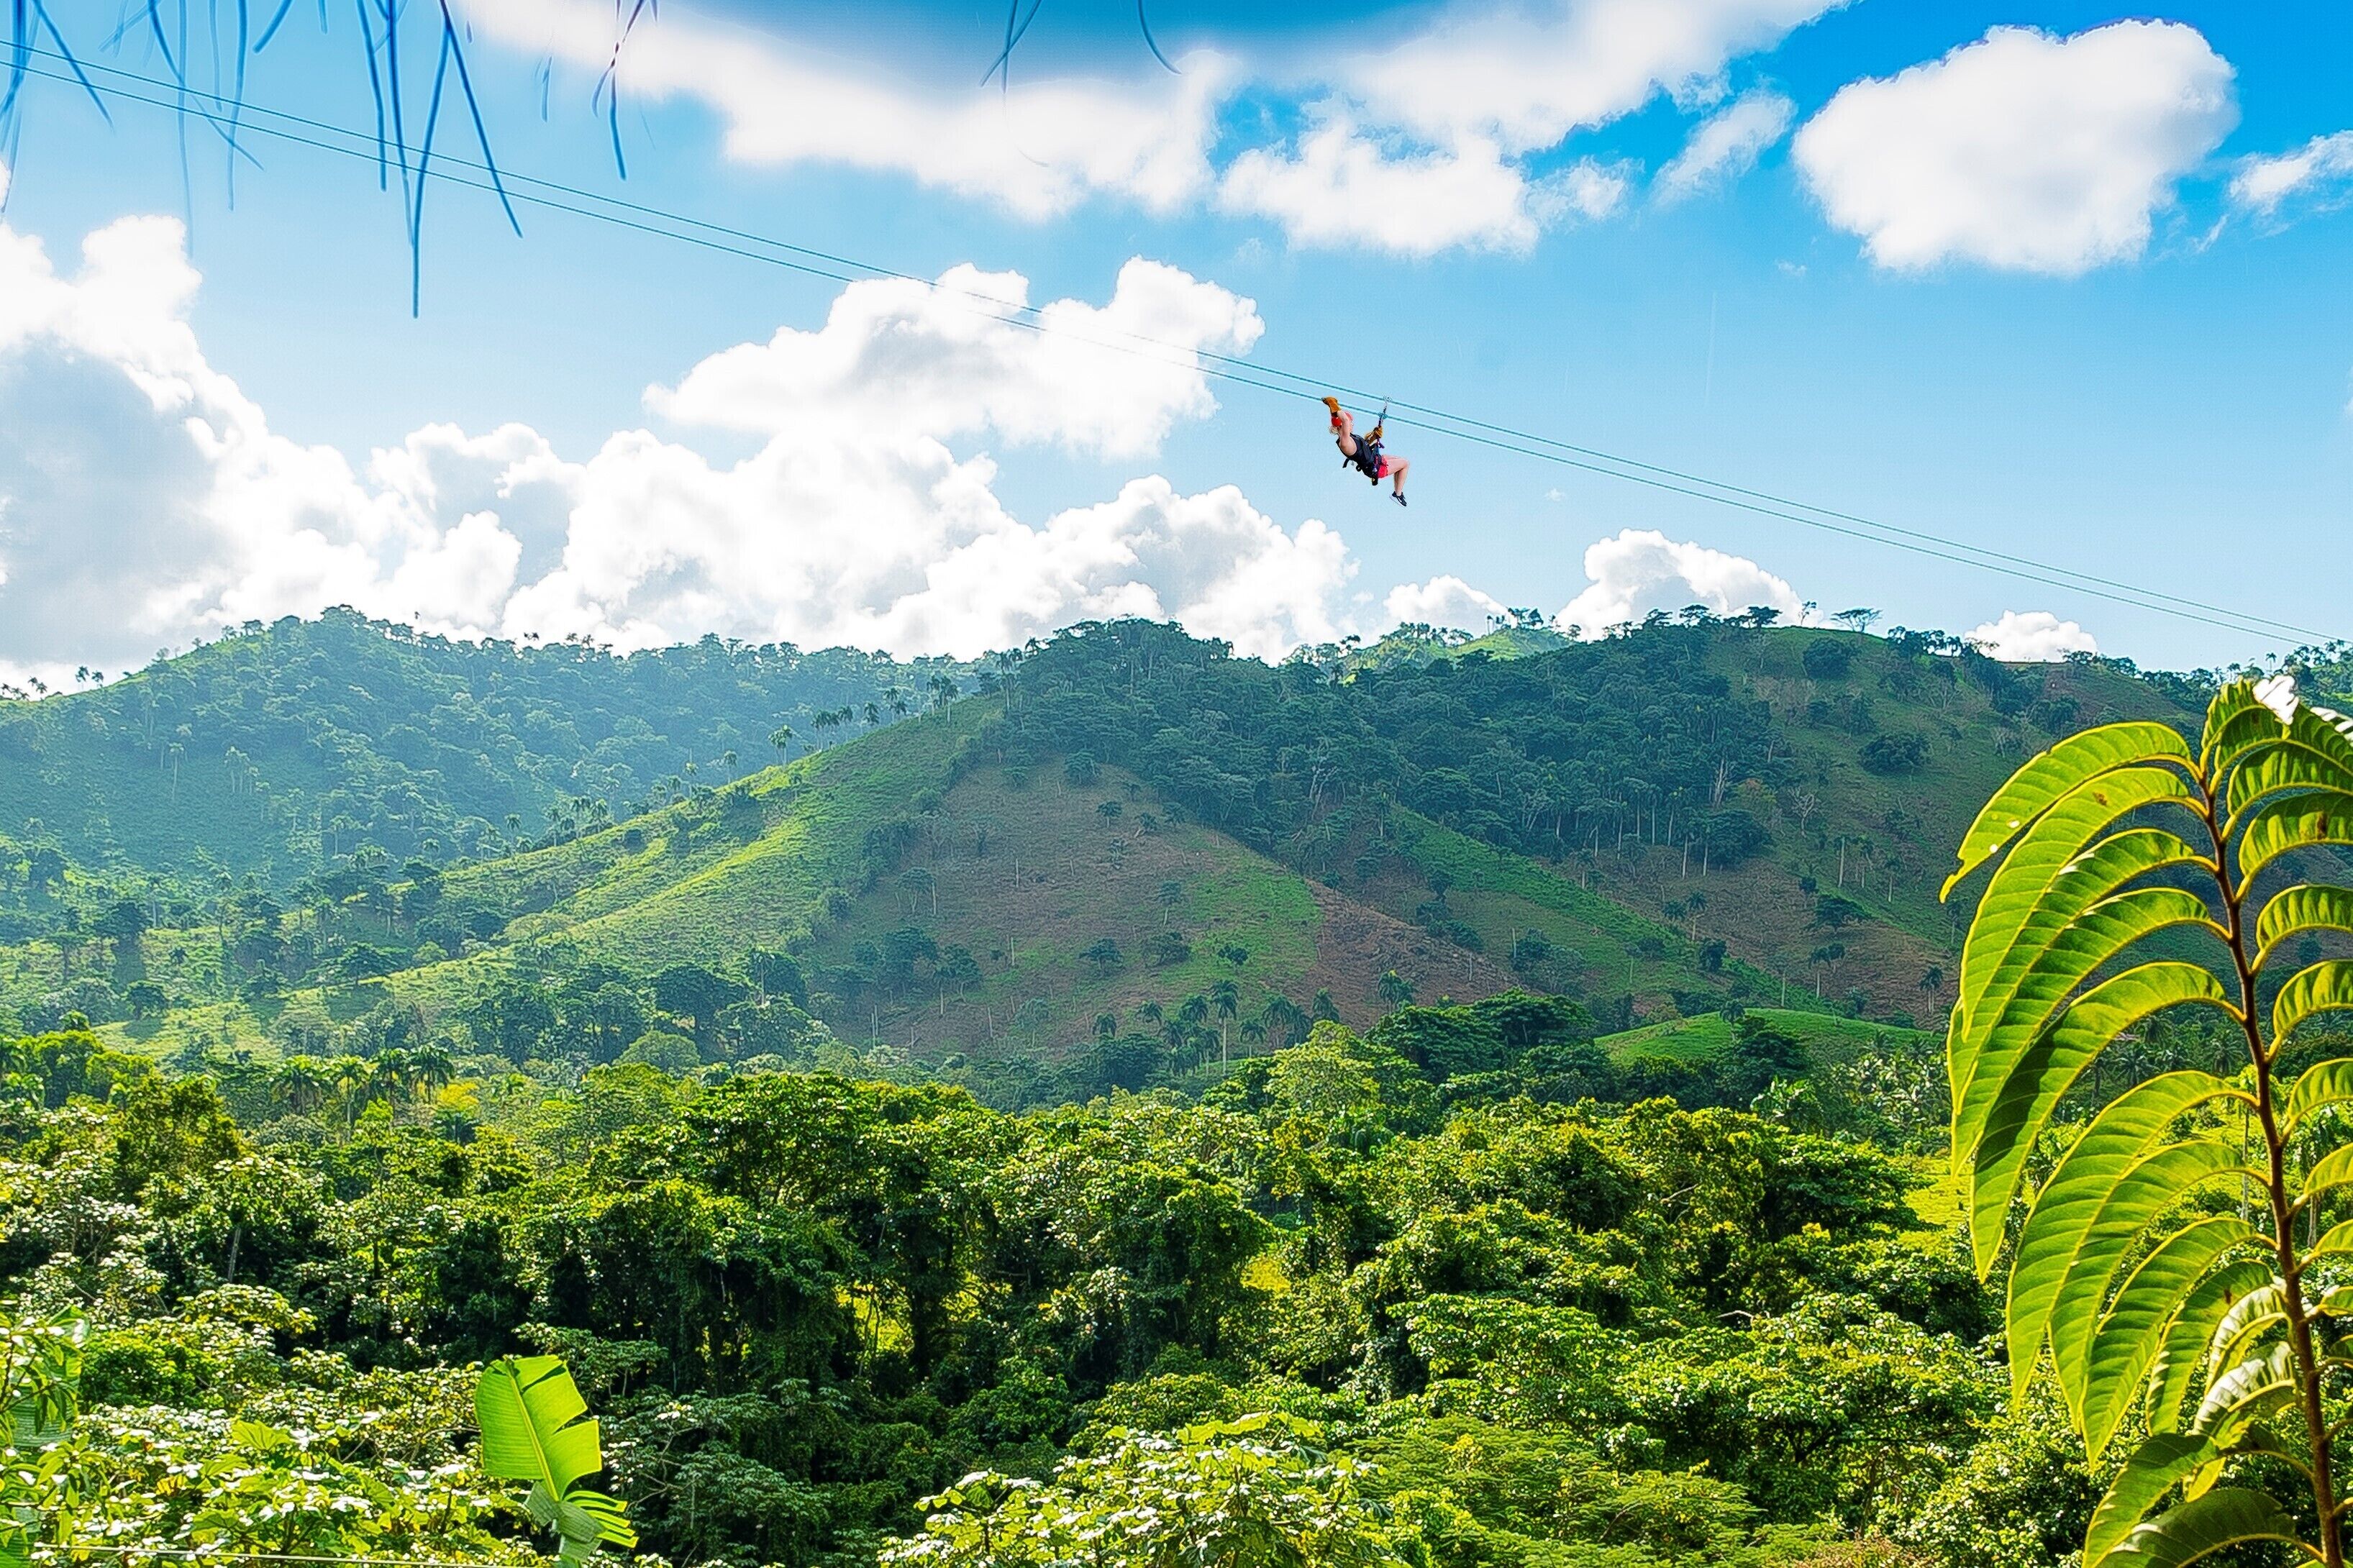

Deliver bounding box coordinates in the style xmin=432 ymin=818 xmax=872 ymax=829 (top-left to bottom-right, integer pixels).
xmin=1388 ymin=457 xmax=1409 ymax=503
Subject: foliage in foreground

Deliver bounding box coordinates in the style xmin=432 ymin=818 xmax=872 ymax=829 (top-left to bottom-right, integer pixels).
xmin=1947 ymin=675 xmax=2353 ymax=1566
xmin=0 ymin=1003 xmax=2072 ymax=1567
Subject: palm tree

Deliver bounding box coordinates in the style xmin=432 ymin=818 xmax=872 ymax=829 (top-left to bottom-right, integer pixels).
xmin=770 ymin=724 xmax=796 ymax=762
xmin=863 ymin=701 xmax=882 ymax=726
xmin=411 ymin=1041 xmax=457 ymax=1093
xmin=1210 ymin=980 xmax=1239 ymax=1062
xmin=1378 ymin=970 xmax=1414 ymax=1008
xmin=272 ymin=1057 xmax=329 ymax=1118
xmin=1093 ymin=1011 xmax=1119 ymax=1042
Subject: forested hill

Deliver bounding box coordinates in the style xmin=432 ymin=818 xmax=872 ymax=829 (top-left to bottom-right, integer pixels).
xmin=0 ymin=608 xmax=973 ymax=880
xmin=0 ymin=606 xmax=2285 ymax=1100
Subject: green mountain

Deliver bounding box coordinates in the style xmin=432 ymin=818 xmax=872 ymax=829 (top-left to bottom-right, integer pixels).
xmin=0 ymin=610 xmax=2256 ymax=1095
xmin=0 ymin=606 xmax=971 ymax=888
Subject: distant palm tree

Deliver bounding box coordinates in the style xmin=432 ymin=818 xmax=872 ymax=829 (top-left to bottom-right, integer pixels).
xmin=863 ymin=701 xmax=882 ymax=726
xmin=1093 ymin=1011 xmax=1119 ymax=1042
xmin=1378 ymin=970 xmax=1414 ymax=1008
xmin=770 ymin=724 xmax=796 ymax=762
xmin=1210 ymin=980 xmax=1239 ymax=1060
xmin=272 ymin=1057 xmax=329 ymax=1118
xmin=411 ymin=1041 xmax=457 ymax=1093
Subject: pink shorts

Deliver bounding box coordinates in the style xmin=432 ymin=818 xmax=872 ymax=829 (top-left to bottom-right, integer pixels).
xmin=1375 ymin=456 xmax=1395 ymax=479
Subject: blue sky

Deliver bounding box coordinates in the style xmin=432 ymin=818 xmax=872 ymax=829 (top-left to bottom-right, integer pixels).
xmin=0 ymin=0 xmax=2346 ymax=682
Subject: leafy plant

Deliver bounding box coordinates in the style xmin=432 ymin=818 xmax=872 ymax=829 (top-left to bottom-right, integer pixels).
xmin=475 ymin=1354 xmax=635 ymax=1564
xmin=0 ymin=1311 xmax=83 ymax=1568
xmin=1944 ymin=675 xmax=2353 ymax=1565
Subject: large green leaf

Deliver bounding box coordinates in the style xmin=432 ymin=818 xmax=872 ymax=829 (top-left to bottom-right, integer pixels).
xmin=1952 ymin=829 xmax=2212 ymax=1160
xmin=2201 ymin=1284 xmax=2289 ymax=1387
xmin=2091 ymin=1485 xmax=2311 ymax=1567
xmin=2087 ymin=1431 xmax=2219 ymax=1563
xmin=2009 ymin=1072 xmax=2246 ymax=1405
xmin=2148 ymin=1263 xmax=2274 ymax=1434
xmin=2224 ymin=742 xmax=2353 ymax=837
xmin=2237 ymin=793 xmax=2353 ymax=898
xmin=1952 ymin=787 xmax=2206 ymax=1152
xmin=2280 ymin=1054 xmax=2353 ymax=1134
xmin=2200 ymin=683 xmax=2289 ymax=778
xmin=2295 ymin=1142 xmax=2353 ymax=1208
xmin=2272 ymin=961 xmax=2353 ymax=1054
xmin=2081 ymin=1216 xmax=2261 ymax=1459
xmin=1945 ymin=721 xmax=2196 ymax=898
xmin=2304 ymin=1217 xmax=2353 ymax=1266
xmin=476 ymin=1356 xmax=635 ymax=1556
xmin=2189 ymin=1341 xmax=2297 ymax=1444
xmin=2046 ymin=1141 xmax=2254 ymax=1417
xmin=1970 ymin=961 xmax=2238 ymax=1278
xmin=2256 ymin=887 xmax=2353 ymax=975
xmin=1955 ymin=876 xmax=2221 ymax=1175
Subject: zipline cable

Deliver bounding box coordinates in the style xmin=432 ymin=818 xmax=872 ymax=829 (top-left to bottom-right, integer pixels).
xmin=5 ymin=49 xmax=2335 ymax=647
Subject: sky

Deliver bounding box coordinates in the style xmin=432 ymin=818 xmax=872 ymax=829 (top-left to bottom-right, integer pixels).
xmin=0 ymin=0 xmax=2347 ymax=686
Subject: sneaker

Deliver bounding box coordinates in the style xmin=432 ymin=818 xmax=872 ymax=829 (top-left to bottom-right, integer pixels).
xmin=1393 ymin=492 xmax=1408 ymax=507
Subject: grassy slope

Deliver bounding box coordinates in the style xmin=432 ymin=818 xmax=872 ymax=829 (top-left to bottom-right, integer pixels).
xmin=87 ymin=698 xmax=1752 ymax=1065
xmin=56 ymin=628 xmax=2211 ymax=1068
xmin=1594 ymin=1006 xmax=1940 ymax=1065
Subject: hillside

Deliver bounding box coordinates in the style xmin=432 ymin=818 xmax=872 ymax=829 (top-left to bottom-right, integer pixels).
xmin=0 ymin=606 xmax=971 ymax=888
xmin=0 ymin=612 xmax=2251 ymax=1093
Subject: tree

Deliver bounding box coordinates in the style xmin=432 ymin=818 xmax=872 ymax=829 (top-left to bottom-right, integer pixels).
xmin=879 ymin=1419 xmax=1406 ymax=1568
xmin=769 ymin=724 xmax=796 ymax=762
xmin=124 ymin=981 xmax=168 ymax=1019
xmin=91 ymin=898 xmax=149 ymax=964
xmin=1081 ymin=937 xmax=1125 ymax=970
xmin=1942 ymin=676 xmax=2353 ymax=1567
xmin=1157 ymin=878 xmax=1184 ymax=926
xmin=900 ymin=866 xmax=937 ymax=919
xmin=1093 ymin=1011 xmax=1119 ymax=1042
xmin=1378 ymin=970 xmax=1415 ymax=1008
xmin=1831 ymin=607 xmax=1880 ymax=634
xmin=1218 ymin=942 xmax=1250 ymax=970
xmin=1210 ymin=979 xmax=1240 ymax=1061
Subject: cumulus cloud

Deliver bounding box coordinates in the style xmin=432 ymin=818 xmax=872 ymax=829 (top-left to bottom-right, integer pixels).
xmin=1219 ymin=117 xmax=1552 ymax=256
xmin=0 ymin=210 xmax=1368 ymax=675
xmin=457 ymin=0 xmax=1831 ymax=257
xmin=1655 ymin=89 xmax=1793 ymax=204
xmin=1792 ymin=22 xmax=2236 ymax=275
xmin=1557 ymin=529 xmax=1801 ymax=632
xmin=654 ymin=259 xmax=1261 ymax=459
xmin=1385 ymin=575 xmax=1511 ymax=634
xmin=458 ymin=0 xmax=1229 ymax=219
xmin=2229 ymin=131 xmax=2353 ymax=222
xmin=1967 ymin=610 xmax=2096 ymax=662
xmin=1343 ymin=0 xmax=1838 ymax=157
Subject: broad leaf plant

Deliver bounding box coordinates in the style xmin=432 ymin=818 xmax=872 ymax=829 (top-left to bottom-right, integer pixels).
xmin=1946 ymin=675 xmax=2353 ymax=1566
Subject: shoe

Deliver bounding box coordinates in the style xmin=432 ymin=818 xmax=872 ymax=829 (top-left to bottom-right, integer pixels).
xmin=1393 ymin=493 xmax=1408 ymax=507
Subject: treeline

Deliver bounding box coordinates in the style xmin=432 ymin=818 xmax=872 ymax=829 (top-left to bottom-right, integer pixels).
xmin=0 ymin=607 xmax=972 ymax=879
xmin=0 ymin=1009 xmax=2101 ymax=1568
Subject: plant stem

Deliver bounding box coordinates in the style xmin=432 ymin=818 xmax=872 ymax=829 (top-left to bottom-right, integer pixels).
xmin=2207 ymin=780 xmax=2340 ymax=1565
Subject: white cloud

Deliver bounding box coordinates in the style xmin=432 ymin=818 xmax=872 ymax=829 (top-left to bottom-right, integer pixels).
xmin=1792 ymin=22 xmax=2236 ymax=275
xmin=2229 ymin=131 xmax=2353 ymax=221
xmin=1344 ymin=0 xmax=1839 ymax=157
xmin=1967 ymin=609 xmax=2097 ymax=662
xmin=458 ymin=0 xmax=1230 ymax=219
xmin=1557 ymin=528 xmax=1800 ymax=632
xmin=1385 ymin=575 xmax=1510 ymax=634
xmin=654 ymin=258 xmax=1262 ymax=459
xmin=1219 ymin=117 xmax=1545 ymax=256
xmin=0 ymin=208 xmax=1372 ymax=675
xmin=453 ymin=0 xmax=1827 ymax=257
xmin=1655 ymin=89 xmax=1793 ymax=204
xmin=1532 ymin=158 xmax=1638 ymax=224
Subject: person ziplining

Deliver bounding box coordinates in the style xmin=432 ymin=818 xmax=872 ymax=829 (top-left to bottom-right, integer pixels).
xmin=1323 ymin=396 xmax=1408 ymax=506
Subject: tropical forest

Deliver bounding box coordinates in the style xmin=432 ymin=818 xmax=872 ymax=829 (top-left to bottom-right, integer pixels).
xmin=4 ymin=606 xmax=2352 ymax=1568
